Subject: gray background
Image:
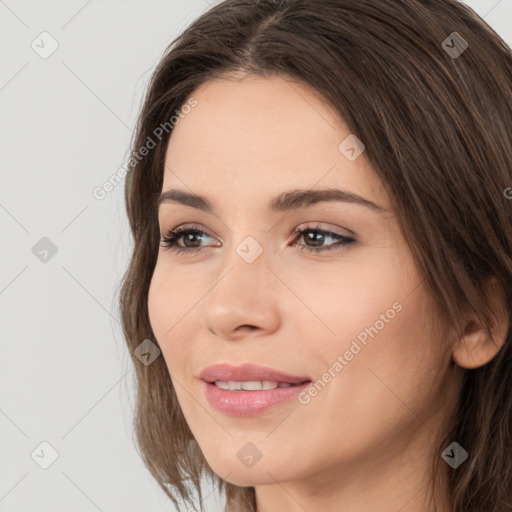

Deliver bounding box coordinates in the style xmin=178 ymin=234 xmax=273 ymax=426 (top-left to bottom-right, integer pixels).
xmin=1 ymin=1 xmax=510 ymax=511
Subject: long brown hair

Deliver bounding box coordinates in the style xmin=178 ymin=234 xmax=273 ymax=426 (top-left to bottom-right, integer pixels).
xmin=118 ymin=1 xmax=512 ymax=510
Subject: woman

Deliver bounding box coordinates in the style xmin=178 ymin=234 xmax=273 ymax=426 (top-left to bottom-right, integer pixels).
xmin=119 ymin=0 xmax=512 ymax=510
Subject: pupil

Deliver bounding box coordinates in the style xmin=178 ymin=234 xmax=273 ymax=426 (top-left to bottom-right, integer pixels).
xmin=185 ymin=233 xmax=201 ymax=247
xmin=307 ymin=231 xmax=323 ymax=247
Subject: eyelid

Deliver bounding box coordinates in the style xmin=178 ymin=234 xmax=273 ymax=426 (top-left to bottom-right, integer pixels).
xmin=160 ymin=221 xmax=357 ymax=256
xmin=165 ymin=222 xmax=219 ymax=239
xmin=161 ymin=221 xmax=353 ymax=245
xmin=294 ymin=221 xmax=355 ymax=238
xmin=163 ymin=220 xmax=353 ymax=236
xmin=170 ymin=224 xmax=219 ymax=244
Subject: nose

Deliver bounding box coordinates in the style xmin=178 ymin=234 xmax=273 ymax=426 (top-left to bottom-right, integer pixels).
xmin=200 ymin=249 xmax=280 ymax=341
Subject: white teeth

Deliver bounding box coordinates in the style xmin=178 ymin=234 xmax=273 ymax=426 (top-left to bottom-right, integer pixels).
xmin=214 ymin=380 xmax=291 ymax=391
xmin=214 ymin=381 xmax=231 ymax=390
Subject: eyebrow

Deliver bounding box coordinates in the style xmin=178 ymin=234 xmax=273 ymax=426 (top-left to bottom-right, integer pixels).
xmin=155 ymin=188 xmax=387 ymax=214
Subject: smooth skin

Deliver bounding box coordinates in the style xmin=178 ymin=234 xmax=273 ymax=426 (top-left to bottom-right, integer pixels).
xmin=147 ymin=73 xmax=508 ymax=512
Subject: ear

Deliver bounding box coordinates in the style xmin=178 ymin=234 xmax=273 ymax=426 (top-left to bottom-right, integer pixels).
xmin=452 ymin=276 xmax=510 ymax=369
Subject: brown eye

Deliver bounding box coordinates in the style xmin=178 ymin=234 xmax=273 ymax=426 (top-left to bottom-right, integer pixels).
xmin=160 ymin=227 xmax=216 ymax=254
xmin=292 ymin=225 xmax=356 ymax=254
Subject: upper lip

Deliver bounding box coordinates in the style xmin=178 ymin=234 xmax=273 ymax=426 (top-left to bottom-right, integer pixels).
xmin=199 ymin=363 xmax=311 ymax=384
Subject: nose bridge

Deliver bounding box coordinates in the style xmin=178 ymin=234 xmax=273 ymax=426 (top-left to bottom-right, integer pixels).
xmin=218 ymin=229 xmax=271 ymax=292
xmin=200 ymin=234 xmax=279 ymax=338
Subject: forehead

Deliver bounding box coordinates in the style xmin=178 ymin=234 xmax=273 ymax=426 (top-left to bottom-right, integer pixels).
xmin=162 ymin=74 xmax=388 ymax=211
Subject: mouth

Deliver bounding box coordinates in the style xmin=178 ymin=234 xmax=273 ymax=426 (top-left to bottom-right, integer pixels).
xmin=212 ymin=380 xmax=307 ymax=390
xmin=199 ymin=363 xmax=312 ymax=416
xmin=200 ymin=362 xmax=310 ymax=384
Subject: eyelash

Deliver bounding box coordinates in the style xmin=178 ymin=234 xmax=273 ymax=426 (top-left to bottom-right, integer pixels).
xmin=160 ymin=224 xmax=356 ymax=255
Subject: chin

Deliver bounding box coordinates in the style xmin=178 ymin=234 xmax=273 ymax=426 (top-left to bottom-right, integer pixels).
xmin=213 ymin=465 xmax=284 ymax=487
xmin=201 ymin=446 xmax=301 ymax=487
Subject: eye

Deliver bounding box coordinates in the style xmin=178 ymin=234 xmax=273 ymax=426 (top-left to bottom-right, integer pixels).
xmin=291 ymin=224 xmax=356 ymax=254
xmin=159 ymin=223 xmax=356 ymax=255
xmin=160 ymin=225 xmax=217 ymax=254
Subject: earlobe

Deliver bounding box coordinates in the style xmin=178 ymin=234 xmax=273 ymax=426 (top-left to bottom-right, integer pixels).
xmin=452 ymin=277 xmax=510 ymax=370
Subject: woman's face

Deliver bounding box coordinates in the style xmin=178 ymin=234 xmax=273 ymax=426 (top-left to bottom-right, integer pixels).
xmin=148 ymin=73 xmax=459 ymax=489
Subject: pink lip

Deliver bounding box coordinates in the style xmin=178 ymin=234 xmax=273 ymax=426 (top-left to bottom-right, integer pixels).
xmin=200 ymin=363 xmax=310 ymax=384
xmin=199 ymin=363 xmax=312 ymax=417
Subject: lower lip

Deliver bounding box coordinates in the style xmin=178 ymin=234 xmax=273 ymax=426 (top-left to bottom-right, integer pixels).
xmin=203 ymin=381 xmax=311 ymax=417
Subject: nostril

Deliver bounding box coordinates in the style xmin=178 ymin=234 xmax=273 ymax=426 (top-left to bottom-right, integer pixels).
xmin=238 ymin=325 xmax=257 ymax=331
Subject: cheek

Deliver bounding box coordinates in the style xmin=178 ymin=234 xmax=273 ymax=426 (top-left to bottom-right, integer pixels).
xmin=147 ymin=265 xmax=199 ymax=371
xmin=305 ymin=247 xmax=446 ymax=421
xmin=299 ymin=263 xmax=409 ymax=356
xmin=319 ymin=286 xmax=447 ymax=433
